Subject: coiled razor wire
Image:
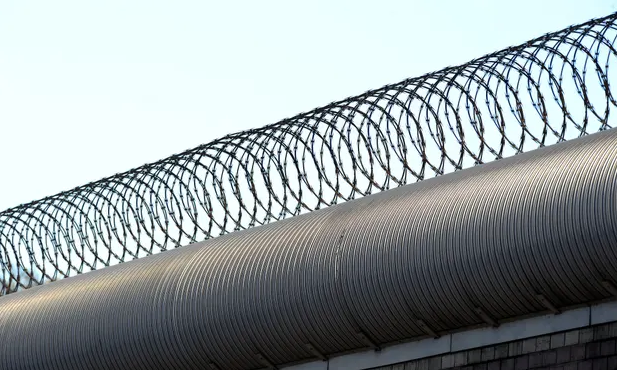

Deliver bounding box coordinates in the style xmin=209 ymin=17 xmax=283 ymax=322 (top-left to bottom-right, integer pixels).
xmin=2 ymin=12 xmax=617 ymax=295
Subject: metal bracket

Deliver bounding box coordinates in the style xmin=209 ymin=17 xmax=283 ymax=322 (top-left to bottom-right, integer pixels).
xmin=255 ymin=353 xmax=277 ymax=369
xmin=475 ymin=307 xmax=499 ymax=327
xmin=601 ymin=280 xmax=617 ymax=297
xmin=304 ymin=343 xmax=327 ymax=361
xmin=207 ymin=362 xmax=221 ymax=370
xmin=536 ymin=293 xmax=560 ymax=314
xmin=417 ymin=319 xmax=440 ymax=339
xmin=355 ymin=330 xmax=381 ymax=351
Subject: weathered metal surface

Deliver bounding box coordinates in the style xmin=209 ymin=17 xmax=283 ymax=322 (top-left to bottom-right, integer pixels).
xmin=2 ymin=12 xmax=617 ymax=295
xmin=0 ymin=128 xmax=615 ymax=369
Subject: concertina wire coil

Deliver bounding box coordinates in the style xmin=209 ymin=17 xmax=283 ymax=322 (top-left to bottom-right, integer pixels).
xmin=2 ymin=12 xmax=617 ymax=295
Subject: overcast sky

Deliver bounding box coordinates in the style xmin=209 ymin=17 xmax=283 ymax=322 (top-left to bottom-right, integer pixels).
xmin=1 ymin=0 xmax=616 ymax=211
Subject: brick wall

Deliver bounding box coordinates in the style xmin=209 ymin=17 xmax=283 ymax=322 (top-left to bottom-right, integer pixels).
xmin=369 ymin=322 xmax=617 ymax=370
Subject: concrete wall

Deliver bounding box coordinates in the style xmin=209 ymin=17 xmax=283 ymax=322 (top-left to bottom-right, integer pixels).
xmin=369 ymin=321 xmax=617 ymax=370
xmin=284 ymin=300 xmax=617 ymax=370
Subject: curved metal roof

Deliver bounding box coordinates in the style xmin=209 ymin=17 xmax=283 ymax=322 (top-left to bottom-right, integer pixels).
xmin=1 ymin=129 xmax=617 ymax=369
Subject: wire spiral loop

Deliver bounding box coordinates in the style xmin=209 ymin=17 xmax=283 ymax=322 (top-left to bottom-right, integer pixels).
xmin=2 ymin=12 xmax=617 ymax=295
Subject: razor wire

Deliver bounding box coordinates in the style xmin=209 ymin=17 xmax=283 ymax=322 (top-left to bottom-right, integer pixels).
xmin=2 ymin=11 xmax=617 ymax=295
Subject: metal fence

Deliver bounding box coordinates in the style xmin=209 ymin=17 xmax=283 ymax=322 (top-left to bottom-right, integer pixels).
xmin=2 ymin=11 xmax=617 ymax=295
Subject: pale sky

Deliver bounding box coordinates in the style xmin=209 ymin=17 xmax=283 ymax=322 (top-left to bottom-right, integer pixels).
xmin=1 ymin=0 xmax=616 ymax=211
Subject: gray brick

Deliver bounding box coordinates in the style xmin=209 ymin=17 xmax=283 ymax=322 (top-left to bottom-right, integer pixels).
xmin=442 ymin=354 xmax=454 ymax=369
xmin=487 ymin=361 xmax=500 ymax=370
xmin=542 ymin=350 xmax=557 ymax=366
xmin=468 ymin=349 xmax=482 ymax=364
xmin=565 ymin=330 xmax=580 ymax=346
xmin=429 ymin=357 xmax=442 ymax=370
xmin=529 ymin=352 xmax=543 ymax=368
xmin=607 ymin=355 xmax=617 ymax=370
xmin=501 ymin=358 xmax=515 ymax=370
xmin=591 ymin=357 xmax=607 ymax=370
xmin=586 ymin=342 xmax=602 ymax=358
xmin=393 ymin=365 xmax=406 ymax=370
xmin=523 ymin=338 xmax=537 ymax=353
xmin=609 ymin=322 xmax=617 ymax=337
xmin=578 ymin=359 xmax=592 ymax=370
xmin=454 ymin=352 xmax=468 ymax=367
xmin=482 ymin=346 xmax=495 ymax=362
xmin=594 ymin=324 xmax=611 ymax=341
xmin=405 ymin=362 xmax=418 ymax=370
xmin=515 ymin=355 xmax=529 ymax=370
xmin=473 ymin=364 xmax=487 ymax=370
xmin=556 ymin=347 xmax=570 ymax=364
xmin=551 ymin=333 xmax=566 ymax=349
xmin=537 ymin=336 xmax=551 ymax=351
xmin=571 ymin=344 xmax=586 ymax=361
xmin=495 ymin=344 xmax=509 ymax=359
xmin=563 ymin=363 xmax=577 ymax=370
xmin=600 ymin=339 xmax=615 ymax=356
xmin=580 ymin=328 xmax=594 ymax=344
xmin=549 ymin=366 xmax=564 ymax=370
xmin=509 ymin=341 xmax=524 ymax=357
xmin=418 ymin=358 xmax=430 ymax=370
